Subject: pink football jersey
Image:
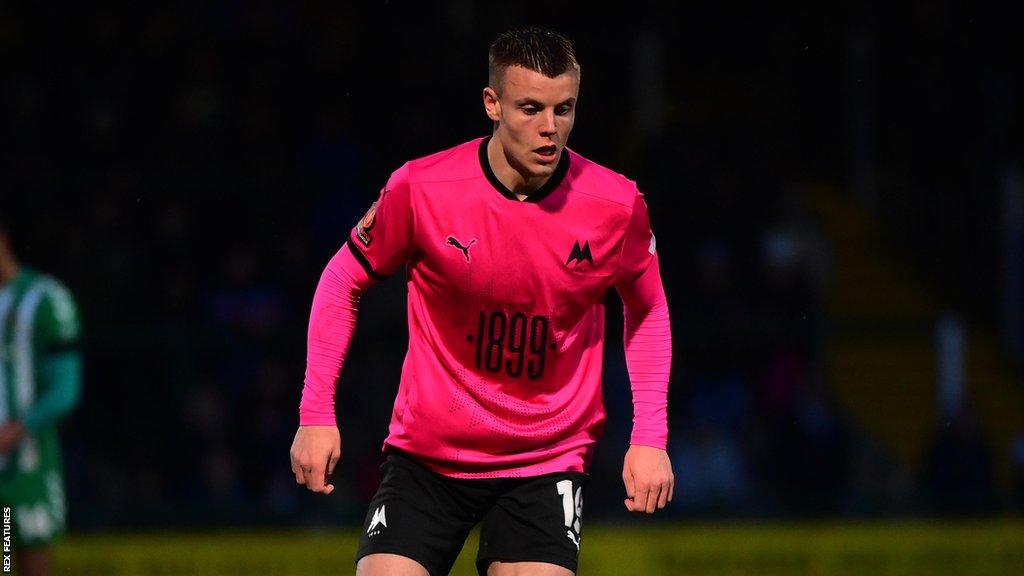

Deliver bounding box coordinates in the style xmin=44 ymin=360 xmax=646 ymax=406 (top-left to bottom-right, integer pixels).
xmin=347 ymin=136 xmax=657 ymax=478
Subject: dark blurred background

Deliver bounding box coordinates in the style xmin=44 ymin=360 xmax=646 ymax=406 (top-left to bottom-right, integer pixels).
xmin=2 ymin=1 xmax=1023 ymax=534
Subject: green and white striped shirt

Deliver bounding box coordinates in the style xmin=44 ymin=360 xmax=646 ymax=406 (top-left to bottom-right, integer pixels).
xmin=0 ymin=268 xmax=80 ymax=473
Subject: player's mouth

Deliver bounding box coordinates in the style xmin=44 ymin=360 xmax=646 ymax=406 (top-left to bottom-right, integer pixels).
xmin=533 ymin=145 xmax=558 ymax=163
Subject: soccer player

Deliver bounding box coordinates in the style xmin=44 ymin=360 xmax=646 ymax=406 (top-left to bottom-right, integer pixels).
xmin=291 ymin=27 xmax=673 ymax=576
xmin=0 ymin=215 xmax=82 ymax=576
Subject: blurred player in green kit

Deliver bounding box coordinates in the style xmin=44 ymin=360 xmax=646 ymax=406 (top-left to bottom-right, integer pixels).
xmin=0 ymin=215 xmax=82 ymax=576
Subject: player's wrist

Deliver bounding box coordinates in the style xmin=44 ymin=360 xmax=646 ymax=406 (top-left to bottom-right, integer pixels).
xmin=298 ymin=413 xmax=338 ymax=427
xmin=627 ymin=439 xmax=668 ymax=452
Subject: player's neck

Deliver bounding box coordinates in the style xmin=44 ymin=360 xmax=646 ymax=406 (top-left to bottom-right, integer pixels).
xmin=486 ymin=136 xmax=550 ymax=201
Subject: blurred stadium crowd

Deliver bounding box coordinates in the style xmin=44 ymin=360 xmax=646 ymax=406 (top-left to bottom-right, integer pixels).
xmin=2 ymin=2 xmax=1022 ymax=531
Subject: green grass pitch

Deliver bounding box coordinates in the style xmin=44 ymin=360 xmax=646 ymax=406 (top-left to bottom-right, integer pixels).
xmin=51 ymin=520 xmax=1023 ymax=575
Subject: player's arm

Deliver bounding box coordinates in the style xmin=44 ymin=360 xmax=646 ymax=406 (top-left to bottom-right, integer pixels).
xmin=614 ymin=191 xmax=674 ymax=515
xmin=1 ymin=281 xmax=83 ymax=454
xmin=291 ymin=164 xmax=414 ymax=495
xmin=26 ymin=352 xmax=82 ymax=432
xmin=0 ymin=354 xmax=82 ymax=454
xmin=291 ymin=244 xmax=371 ymax=494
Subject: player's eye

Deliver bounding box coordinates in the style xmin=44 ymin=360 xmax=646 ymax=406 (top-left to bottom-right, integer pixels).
xmin=556 ymin=105 xmax=573 ymax=115
xmin=521 ymin=106 xmax=538 ymax=115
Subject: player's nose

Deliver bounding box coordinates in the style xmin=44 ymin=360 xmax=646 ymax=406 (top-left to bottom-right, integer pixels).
xmin=539 ymin=110 xmax=557 ymax=136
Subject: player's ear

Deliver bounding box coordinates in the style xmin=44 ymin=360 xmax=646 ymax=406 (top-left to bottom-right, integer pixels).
xmin=483 ymin=87 xmax=501 ymax=122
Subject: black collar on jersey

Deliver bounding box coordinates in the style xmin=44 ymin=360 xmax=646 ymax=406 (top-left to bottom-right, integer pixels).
xmin=478 ymin=135 xmax=570 ymax=203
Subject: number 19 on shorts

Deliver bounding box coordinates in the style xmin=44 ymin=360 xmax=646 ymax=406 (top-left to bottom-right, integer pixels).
xmin=557 ymin=479 xmax=583 ymax=550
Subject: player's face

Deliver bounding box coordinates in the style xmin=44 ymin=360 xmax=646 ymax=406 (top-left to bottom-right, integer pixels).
xmin=484 ymin=65 xmax=579 ymax=179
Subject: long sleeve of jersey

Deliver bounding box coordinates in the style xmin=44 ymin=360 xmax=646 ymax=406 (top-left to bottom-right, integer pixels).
xmin=300 ymin=167 xmax=411 ymax=426
xmin=617 ymin=253 xmax=672 ymax=449
xmin=22 ymin=278 xmax=82 ymax=432
xmin=299 ymin=244 xmax=374 ymax=426
xmin=613 ymin=189 xmax=672 ymax=450
xmin=24 ymin=351 xmax=82 ymax=432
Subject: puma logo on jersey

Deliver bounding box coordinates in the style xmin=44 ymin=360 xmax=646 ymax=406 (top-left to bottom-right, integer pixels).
xmin=566 ymin=240 xmax=594 ymax=269
xmin=446 ymin=236 xmax=477 ymax=262
xmin=367 ymin=504 xmax=387 ymax=536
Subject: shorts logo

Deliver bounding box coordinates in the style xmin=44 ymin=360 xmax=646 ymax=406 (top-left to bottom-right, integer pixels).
xmin=446 ymin=236 xmax=477 ymax=263
xmin=357 ymin=199 xmax=380 ymax=247
xmin=367 ymin=504 xmax=387 ymax=536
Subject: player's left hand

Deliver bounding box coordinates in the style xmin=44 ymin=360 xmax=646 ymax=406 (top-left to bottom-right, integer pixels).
xmin=622 ymin=444 xmax=674 ymax=514
xmin=0 ymin=421 xmax=26 ymax=454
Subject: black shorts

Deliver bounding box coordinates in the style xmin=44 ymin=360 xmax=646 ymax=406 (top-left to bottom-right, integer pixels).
xmin=356 ymin=452 xmax=587 ymax=576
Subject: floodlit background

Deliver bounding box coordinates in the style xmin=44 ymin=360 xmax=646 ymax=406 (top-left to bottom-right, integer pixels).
xmin=2 ymin=2 xmax=1023 ymax=574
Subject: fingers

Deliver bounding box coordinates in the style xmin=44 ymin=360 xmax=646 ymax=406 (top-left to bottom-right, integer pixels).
xmin=303 ymin=461 xmax=327 ymax=493
xmin=328 ymin=447 xmax=341 ymax=475
xmin=623 ymin=467 xmax=636 ymax=512
xmin=290 ymin=452 xmax=306 ymax=485
xmin=291 ymin=452 xmax=334 ymax=494
xmin=643 ymin=481 xmax=659 ymax=512
xmin=322 ymin=448 xmax=340 ymax=494
xmin=624 ymin=447 xmax=677 ymax=515
xmin=625 ymin=483 xmax=670 ymax=514
xmin=634 ymin=483 xmax=652 ymax=514
xmin=658 ymin=482 xmax=670 ymax=509
xmin=290 ymin=427 xmax=341 ymax=495
xmin=322 ymin=459 xmax=336 ymax=494
xmin=624 ymin=476 xmax=675 ymax=514
xmin=624 ymin=467 xmax=662 ymax=514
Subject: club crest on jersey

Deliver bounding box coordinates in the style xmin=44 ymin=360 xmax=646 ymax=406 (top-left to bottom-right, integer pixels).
xmin=357 ymin=199 xmax=380 ymax=247
xmin=446 ymin=235 xmax=477 ymax=263
xmin=566 ymin=240 xmax=594 ymax=271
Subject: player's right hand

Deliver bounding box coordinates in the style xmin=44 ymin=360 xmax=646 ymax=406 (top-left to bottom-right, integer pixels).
xmin=290 ymin=425 xmax=341 ymax=495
